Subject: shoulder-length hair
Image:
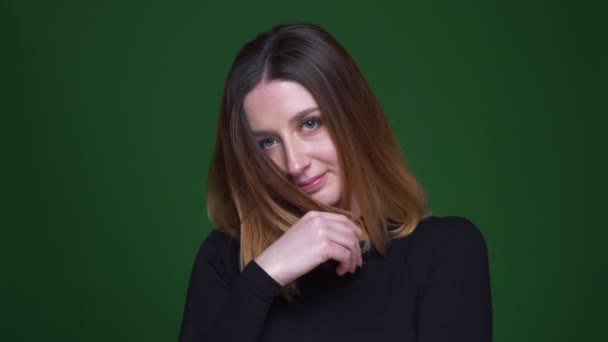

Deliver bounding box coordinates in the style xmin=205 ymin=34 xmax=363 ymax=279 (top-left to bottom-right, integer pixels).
xmin=207 ymin=23 xmax=428 ymax=298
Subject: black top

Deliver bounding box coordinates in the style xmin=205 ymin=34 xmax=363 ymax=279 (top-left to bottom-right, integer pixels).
xmin=178 ymin=215 xmax=492 ymax=342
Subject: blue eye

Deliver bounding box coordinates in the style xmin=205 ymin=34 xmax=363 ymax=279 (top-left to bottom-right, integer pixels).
xmin=302 ymin=119 xmax=319 ymax=131
xmin=259 ymin=138 xmax=276 ymax=149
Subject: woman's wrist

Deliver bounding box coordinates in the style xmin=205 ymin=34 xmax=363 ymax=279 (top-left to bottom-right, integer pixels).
xmin=254 ymin=254 xmax=288 ymax=286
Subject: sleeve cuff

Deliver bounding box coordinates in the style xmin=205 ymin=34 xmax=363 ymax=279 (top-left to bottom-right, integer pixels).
xmin=238 ymin=260 xmax=283 ymax=303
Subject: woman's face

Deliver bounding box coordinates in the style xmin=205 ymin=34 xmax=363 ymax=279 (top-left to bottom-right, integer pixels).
xmin=243 ymin=80 xmax=342 ymax=207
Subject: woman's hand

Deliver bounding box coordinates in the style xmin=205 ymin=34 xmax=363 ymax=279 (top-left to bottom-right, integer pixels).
xmin=253 ymin=211 xmax=364 ymax=286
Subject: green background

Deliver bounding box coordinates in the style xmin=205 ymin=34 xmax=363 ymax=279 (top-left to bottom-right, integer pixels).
xmin=3 ymin=0 xmax=606 ymax=341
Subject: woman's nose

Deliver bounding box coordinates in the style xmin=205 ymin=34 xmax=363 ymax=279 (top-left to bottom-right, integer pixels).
xmin=284 ymin=139 xmax=310 ymax=177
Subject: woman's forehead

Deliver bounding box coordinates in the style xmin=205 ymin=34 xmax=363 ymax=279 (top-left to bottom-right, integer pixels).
xmin=243 ymin=80 xmax=319 ymax=130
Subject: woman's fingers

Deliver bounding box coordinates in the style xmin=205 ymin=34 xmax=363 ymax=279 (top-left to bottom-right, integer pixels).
xmin=327 ymin=243 xmax=352 ymax=275
xmin=256 ymin=211 xmax=365 ymax=286
xmin=311 ymin=212 xmax=363 ymax=272
xmin=314 ymin=222 xmax=361 ymax=276
xmin=313 ymin=211 xmax=364 ymax=236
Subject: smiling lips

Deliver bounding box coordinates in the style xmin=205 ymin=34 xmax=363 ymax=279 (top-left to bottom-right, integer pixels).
xmin=297 ymin=172 xmax=328 ymax=193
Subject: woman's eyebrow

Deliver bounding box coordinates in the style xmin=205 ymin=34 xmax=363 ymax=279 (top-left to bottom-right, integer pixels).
xmin=252 ymin=107 xmax=320 ymax=137
xmin=288 ymin=107 xmax=320 ymax=125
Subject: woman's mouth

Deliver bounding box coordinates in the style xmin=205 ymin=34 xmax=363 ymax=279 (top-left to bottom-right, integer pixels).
xmin=297 ymin=172 xmax=328 ymax=193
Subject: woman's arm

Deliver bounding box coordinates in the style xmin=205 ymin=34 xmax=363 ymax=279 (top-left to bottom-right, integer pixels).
xmin=178 ymin=230 xmax=282 ymax=342
xmin=178 ymin=211 xmax=363 ymax=341
xmin=417 ymin=217 xmax=493 ymax=341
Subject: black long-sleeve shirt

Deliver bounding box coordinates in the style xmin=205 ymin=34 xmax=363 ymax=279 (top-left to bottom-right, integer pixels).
xmin=178 ymin=215 xmax=492 ymax=341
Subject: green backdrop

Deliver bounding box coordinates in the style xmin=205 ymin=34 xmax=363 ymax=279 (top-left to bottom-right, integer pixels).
xmin=4 ymin=0 xmax=606 ymax=341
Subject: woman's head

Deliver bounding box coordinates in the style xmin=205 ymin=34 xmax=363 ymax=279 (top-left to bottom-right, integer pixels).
xmin=244 ymin=80 xmax=342 ymax=208
xmin=207 ymin=23 xmax=428 ymax=277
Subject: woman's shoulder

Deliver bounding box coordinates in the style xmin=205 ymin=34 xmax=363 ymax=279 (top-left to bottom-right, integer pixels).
xmin=413 ymin=215 xmax=486 ymax=245
xmin=203 ymin=228 xmax=239 ymax=245
xmin=386 ymin=215 xmax=490 ymax=293
xmin=391 ymin=215 xmax=489 ymax=262
xmin=194 ymin=228 xmax=241 ymax=266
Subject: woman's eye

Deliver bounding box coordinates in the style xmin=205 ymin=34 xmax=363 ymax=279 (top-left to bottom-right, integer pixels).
xmin=259 ymin=138 xmax=276 ymax=149
xmin=301 ymin=119 xmax=319 ymax=131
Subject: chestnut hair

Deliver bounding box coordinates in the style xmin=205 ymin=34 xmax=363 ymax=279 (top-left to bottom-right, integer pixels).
xmin=206 ymin=23 xmax=428 ymax=299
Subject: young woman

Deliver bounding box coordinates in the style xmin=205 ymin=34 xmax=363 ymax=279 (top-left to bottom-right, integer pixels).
xmin=178 ymin=23 xmax=492 ymax=342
